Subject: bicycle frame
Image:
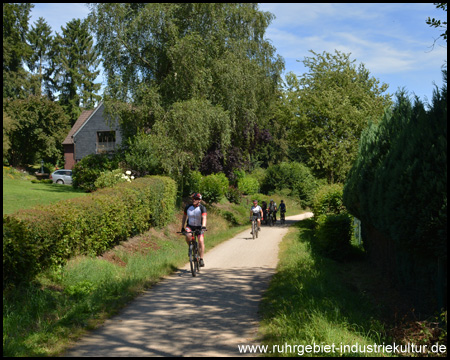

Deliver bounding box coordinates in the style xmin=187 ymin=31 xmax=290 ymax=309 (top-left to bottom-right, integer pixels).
xmin=251 ymin=215 xmax=259 ymax=239
xmin=178 ymin=229 xmax=205 ymax=277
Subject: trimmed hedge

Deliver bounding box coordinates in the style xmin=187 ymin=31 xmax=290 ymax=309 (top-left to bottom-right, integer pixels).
xmin=311 ymin=183 xmax=346 ymax=225
xmin=3 ymin=176 xmax=176 ymax=286
xmin=315 ymin=213 xmax=353 ymax=261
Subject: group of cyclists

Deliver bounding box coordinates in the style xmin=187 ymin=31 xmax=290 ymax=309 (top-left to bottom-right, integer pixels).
xmin=250 ymin=199 xmax=286 ymax=230
xmin=181 ymin=192 xmax=287 ymax=269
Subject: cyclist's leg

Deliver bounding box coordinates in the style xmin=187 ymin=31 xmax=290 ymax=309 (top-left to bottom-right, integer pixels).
xmin=198 ymin=232 xmax=205 ymax=259
xmin=184 ymin=227 xmax=193 ymax=245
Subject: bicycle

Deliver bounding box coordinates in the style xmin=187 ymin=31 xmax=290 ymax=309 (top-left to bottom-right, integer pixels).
xmin=267 ymin=210 xmax=274 ymax=227
xmin=280 ymin=210 xmax=286 ymax=225
xmin=178 ymin=228 xmax=206 ymax=277
xmin=250 ymin=215 xmax=259 ymax=239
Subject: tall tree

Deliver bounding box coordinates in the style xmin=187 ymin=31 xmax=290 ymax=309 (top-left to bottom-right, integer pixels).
xmin=54 ymin=18 xmax=101 ymax=123
xmin=3 ymin=3 xmax=36 ymax=99
xmin=26 ymin=17 xmax=53 ymax=96
xmin=88 ymin=3 xmax=284 ymax=174
xmin=4 ymin=96 xmax=71 ymax=167
xmin=288 ymin=50 xmax=392 ymax=183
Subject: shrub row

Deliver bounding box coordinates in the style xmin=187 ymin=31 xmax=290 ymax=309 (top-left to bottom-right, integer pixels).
xmin=343 ymin=88 xmax=447 ymax=313
xmin=3 ymin=176 xmax=176 ymax=287
xmin=312 ymin=183 xmax=353 ymax=261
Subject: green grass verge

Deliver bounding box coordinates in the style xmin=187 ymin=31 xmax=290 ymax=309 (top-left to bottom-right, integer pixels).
xmin=257 ymin=219 xmax=391 ymax=357
xmin=3 ymin=177 xmax=88 ymax=215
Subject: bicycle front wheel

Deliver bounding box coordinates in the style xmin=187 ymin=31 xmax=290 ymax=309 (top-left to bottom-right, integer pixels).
xmin=189 ymin=243 xmax=196 ymax=277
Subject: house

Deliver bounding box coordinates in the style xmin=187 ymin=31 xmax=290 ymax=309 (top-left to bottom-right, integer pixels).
xmin=62 ymin=102 xmax=122 ymax=169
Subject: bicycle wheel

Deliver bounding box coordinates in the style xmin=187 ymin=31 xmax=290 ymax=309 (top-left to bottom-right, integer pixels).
xmin=255 ymin=222 xmax=259 ymax=238
xmin=189 ymin=242 xmax=196 ymax=277
xmin=252 ymin=220 xmax=256 ymax=239
xmin=194 ymin=242 xmax=200 ymax=274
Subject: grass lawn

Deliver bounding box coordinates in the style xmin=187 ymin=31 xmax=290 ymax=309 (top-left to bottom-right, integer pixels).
xmin=3 ymin=177 xmax=88 ymax=215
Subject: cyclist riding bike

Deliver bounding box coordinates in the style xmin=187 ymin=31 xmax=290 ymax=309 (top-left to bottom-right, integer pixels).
xmin=250 ymin=199 xmax=263 ymax=233
xmin=268 ymin=199 xmax=277 ymax=223
xmin=279 ymin=199 xmax=286 ymax=221
xmin=181 ymin=193 xmax=207 ymax=267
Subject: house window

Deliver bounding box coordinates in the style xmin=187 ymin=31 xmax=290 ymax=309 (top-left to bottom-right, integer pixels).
xmin=97 ymin=131 xmax=116 ymax=154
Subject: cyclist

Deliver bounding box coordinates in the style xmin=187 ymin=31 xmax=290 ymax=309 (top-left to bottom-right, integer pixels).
xmin=261 ymin=201 xmax=268 ymax=225
xmin=181 ymin=193 xmax=207 ymax=267
xmin=250 ymin=199 xmax=263 ymax=233
xmin=268 ymin=199 xmax=277 ymax=223
xmin=279 ymin=200 xmax=286 ymax=221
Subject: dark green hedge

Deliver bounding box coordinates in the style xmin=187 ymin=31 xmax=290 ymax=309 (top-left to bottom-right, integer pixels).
xmin=343 ymin=87 xmax=447 ymax=312
xmin=3 ymin=176 xmax=176 ymax=286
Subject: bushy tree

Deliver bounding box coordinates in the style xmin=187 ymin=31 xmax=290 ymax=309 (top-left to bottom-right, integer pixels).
xmin=121 ymin=131 xmax=162 ymax=177
xmin=88 ymin=3 xmax=284 ymax=170
xmin=199 ymin=172 xmax=229 ymax=204
xmin=151 ymin=98 xmax=231 ymax=181
xmin=288 ymin=50 xmax=392 ymax=183
xmin=262 ymin=162 xmax=319 ymax=207
xmin=3 ymin=96 xmax=70 ymax=166
xmin=72 ymin=153 xmax=119 ymax=192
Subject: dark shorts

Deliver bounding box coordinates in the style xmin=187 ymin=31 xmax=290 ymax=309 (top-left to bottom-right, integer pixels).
xmin=251 ymin=213 xmax=261 ymax=220
xmin=185 ymin=226 xmax=204 ymax=236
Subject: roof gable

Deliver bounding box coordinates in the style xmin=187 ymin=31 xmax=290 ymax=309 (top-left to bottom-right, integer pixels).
xmin=62 ymin=108 xmax=96 ymax=145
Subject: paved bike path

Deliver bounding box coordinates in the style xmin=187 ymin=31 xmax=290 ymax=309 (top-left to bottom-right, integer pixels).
xmin=64 ymin=212 xmax=313 ymax=357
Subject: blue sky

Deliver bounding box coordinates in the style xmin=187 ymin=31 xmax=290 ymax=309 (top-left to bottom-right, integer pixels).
xmin=29 ymin=3 xmax=447 ymax=103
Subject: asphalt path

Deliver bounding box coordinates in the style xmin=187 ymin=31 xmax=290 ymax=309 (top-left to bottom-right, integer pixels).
xmin=64 ymin=212 xmax=313 ymax=357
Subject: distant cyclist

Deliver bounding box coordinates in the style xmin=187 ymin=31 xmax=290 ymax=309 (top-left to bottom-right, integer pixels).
xmin=279 ymin=200 xmax=286 ymax=221
xmin=268 ymin=199 xmax=277 ymax=223
xmin=181 ymin=193 xmax=207 ymax=267
xmin=250 ymin=199 xmax=263 ymax=233
xmin=261 ymin=201 xmax=268 ymax=225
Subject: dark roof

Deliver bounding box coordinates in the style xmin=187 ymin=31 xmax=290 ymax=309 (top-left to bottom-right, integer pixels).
xmin=62 ymin=109 xmax=95 ymax=145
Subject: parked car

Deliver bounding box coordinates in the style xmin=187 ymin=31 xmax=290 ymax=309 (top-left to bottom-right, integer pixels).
xmin=50 ymin=169 xmax=73 ymax=185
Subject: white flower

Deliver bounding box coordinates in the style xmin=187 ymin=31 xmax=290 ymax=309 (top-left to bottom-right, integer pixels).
xmin=126 ymin=170 xmax=131 ymax=175
xmin=131 ymin=176 xmax=135 ymax=180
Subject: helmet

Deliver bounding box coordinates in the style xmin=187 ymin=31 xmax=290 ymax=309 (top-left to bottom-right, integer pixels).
xmin=192 ymin=193 xmax=202 ymax=200
xmin=253 ymin=200 xmax=258 ymax=204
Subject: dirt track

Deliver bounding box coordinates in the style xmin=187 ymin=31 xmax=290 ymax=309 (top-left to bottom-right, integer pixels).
xmin=64 ymin=212 xmax=313 ymax=357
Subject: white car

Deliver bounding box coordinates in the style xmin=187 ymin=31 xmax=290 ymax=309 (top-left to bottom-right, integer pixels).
xmin=50 ymin=169 xmax=73 ymax=185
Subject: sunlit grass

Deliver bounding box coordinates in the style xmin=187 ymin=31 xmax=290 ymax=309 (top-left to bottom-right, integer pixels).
xmin=3 ymin=177 xmax=87 ymax=215
xmin=258 ymin=220 xmax=390 ymax=357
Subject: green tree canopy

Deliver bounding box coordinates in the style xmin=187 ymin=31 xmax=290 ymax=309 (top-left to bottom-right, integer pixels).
xmin=3 ymin=96 xmax=71 ymax=166
xmin=88 ymin=3 xmax=284 ymax=172
xmin=3 ymin=3 xmax=36 ymax=99
xmin=288 ymin=50 xmax=392 ymax=183
xmin=150 ymin=98 xmax=231 ymax=181
xmin=54 ymin=18 xmax=101 ymax=123
xmin=26 ymin=17 xmax=53 ymax=96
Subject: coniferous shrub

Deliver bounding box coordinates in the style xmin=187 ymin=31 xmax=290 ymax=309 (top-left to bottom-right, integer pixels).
xmin=343 ymin=83 xmax=447 ymax=312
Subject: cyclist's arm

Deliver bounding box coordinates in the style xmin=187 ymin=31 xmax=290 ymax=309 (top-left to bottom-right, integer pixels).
xmin=200 ymin=204 xmax=207 ymax=228
xmin=181 ymin=212 xmax=187 ymax=229
xmin=202 ymin=213 xmax=207 ymax=228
